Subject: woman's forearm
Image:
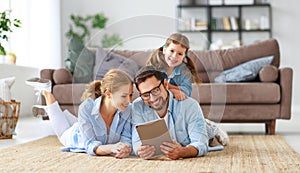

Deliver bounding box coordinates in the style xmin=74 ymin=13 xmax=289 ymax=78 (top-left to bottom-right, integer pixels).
xmin=95 ymin=145 xmax=113 ymax=155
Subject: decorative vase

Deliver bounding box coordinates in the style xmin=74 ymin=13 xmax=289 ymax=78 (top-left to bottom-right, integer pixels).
xmin=5 ymin=52 xmax=16 ymax=64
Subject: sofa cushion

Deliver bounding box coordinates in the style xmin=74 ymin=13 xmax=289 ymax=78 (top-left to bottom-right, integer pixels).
xmin=191 ymin=83 xmax=280 ymax=104
xmin=53 ymin=68 xmax=73 ymax=84
xmin=65 ymin=36 xmax=84 ymax=74
xmin=201 ymin=104 xmax=280 ymax=121
xmin=73 ymin=47 xmax=95 ymax=83
xmin=111 ymin=49 xmax=152 ymax=67
xmin=65 ymin=36 xmax=95 ymax=83
xmin=190 ymin=38 xmax=280 ymax=73
xmin=259 ymin=65 xmax=278 ymax=82
xmin=93 ymin=47 xmax=140 ymax=80
xmin=214 ymin=56 xmax=274 ymax=83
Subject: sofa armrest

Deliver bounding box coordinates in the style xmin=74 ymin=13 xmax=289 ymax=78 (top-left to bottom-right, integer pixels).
xmin=279 ymin=67 xmax=293 ymax=119
xmin=40 ymin=69 xmax=55 ymax=107
xmin=40 ymin=69 xmax=55 ymax=84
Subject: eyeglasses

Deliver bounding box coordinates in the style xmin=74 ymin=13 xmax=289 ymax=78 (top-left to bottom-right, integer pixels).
xmin=140 ymin=80 xmax=163 ymax=100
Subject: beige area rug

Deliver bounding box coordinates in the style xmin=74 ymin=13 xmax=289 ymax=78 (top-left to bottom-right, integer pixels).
xmin=0 ymin=135 xmax=299 ymax=172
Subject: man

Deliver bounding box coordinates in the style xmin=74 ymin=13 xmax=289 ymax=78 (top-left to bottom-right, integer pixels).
xmin=131 ymin=66 xmax=209 ymax=160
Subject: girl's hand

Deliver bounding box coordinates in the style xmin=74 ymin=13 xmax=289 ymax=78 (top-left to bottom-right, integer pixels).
xmin=171 ymin=89 xmax=187 ymax=100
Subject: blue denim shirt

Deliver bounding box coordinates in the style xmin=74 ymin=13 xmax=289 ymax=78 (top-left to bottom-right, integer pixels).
xmin=131 ymin=91 xmax=208 ymax=157
xmin=161 ymin=63 xmax=193 ymax=96
xmin=64 ymin=97 xmax=132 ymax=156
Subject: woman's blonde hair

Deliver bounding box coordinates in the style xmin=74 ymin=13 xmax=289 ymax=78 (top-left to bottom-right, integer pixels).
xmin=146 ymin=34 xmax=201 ymax=84
xmin=81 ymin=69 xmax=132 ymax=101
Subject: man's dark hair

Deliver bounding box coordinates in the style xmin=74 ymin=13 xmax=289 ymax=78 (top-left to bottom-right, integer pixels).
xmin=134 ymin=66 xmax=164 ymax=91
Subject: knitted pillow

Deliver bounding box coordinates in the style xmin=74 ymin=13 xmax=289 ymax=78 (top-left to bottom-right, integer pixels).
xmin=0 ymin=77 xmax=15 ymax=101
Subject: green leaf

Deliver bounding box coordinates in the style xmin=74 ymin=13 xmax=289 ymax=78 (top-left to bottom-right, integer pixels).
xmin=0 ymin=10 xmax=21 ymax=54
xmin=101 ymin=33 xmax=123 ymax=48
xmin=0 ymin=44 xmax=6 ymax=55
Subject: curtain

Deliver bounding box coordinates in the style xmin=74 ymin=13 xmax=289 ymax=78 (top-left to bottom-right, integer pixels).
xmin=8 ymin=0 xmax=61 ymax=68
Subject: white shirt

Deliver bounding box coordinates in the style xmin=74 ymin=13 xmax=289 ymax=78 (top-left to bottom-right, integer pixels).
xmin=155 ymin=111 xmax=169 ymax=128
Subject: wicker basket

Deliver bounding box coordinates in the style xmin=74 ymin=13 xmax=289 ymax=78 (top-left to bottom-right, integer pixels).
xmin=0 ymin=100 xmax=21 ymax=139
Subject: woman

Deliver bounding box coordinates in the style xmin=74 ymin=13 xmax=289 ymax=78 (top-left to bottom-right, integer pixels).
xmin=26 ymin=69 xmax=133 ymax=158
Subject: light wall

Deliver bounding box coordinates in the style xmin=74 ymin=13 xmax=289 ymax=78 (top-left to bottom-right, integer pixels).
xmin=0 ymin=64 xmax=39 ymax=117
xmin=61 ymin=0 xmax=300 ymax=111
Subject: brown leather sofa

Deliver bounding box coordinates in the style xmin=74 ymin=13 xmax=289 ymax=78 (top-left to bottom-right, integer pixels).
xmin=40 ymin=38 xmax=293 ymax=135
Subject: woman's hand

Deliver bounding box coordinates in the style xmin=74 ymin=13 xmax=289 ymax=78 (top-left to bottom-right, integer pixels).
xmin=113 ymin=142 xmax=131 ymax=159
xmin=137 ymin=145 xmax=155 ymax=160
xmin=95 ymin=142 xmax=131 ymax=158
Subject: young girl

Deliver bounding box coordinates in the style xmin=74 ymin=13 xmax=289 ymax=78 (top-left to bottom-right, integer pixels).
xmin=146 ymin=33 xmax=201 ymax=100
xmin=26 ymin=69 xmax=133 ymax=158
xmin=147 ymin=33 xmax=229 ymax=147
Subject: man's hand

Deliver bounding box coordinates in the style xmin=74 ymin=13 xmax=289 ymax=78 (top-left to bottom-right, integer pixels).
xmin=160 ymin=140 xmax=183 ymax=160
xmin=137 ymin=145 xmax=155 ymax=160
xmin=160 ymin=140 xmax=199 ymax=159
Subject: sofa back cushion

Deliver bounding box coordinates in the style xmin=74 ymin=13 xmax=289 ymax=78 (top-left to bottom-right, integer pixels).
xmin=110 ymin=49 xmax=152 ymax=67
xmin=93 ymin=48 xmax=142 ymax=80
xmin=188 ymin=38 xmax=280 ymax=82
xmin=93 ymin=38 xmax=279 ymax=83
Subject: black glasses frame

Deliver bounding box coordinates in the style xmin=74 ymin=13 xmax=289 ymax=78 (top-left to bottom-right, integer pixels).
xmin=139 ymin=80 xmax=163 ymax=100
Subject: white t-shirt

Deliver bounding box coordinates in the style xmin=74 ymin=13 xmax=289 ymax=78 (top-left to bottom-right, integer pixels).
xmin=155 ymin=111 xmax=169 ymax=128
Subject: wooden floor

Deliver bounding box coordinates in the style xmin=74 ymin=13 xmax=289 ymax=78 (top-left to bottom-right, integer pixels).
xmin=1 ymin=114 xmax=300 ymax=155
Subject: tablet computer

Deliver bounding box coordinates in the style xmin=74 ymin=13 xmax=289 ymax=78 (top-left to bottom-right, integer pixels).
xmin=136 ymin=119 xmax=172 ymax=157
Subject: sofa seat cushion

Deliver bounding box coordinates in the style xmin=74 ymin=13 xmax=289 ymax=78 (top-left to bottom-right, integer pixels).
xmin=201 ymin=104 xmax=280 ymax=121
xmin=191 ymin=83 xmax=280 ymax=104
xmin=53 ymin=84 xmax=86 ymax=105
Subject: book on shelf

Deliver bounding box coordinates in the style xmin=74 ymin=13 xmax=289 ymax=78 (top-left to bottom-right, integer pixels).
xmin=230 ymin=16 xmax=239 ymax=30
xmin=210 ymin=16 xmax=239 ymax=31
xmin=191 ymin=18 xmax=208 ymax=31
xmin=136 ymin=119 xmax=172 ymax=158
xmin=223 ymin=17 xmax=231 ymax=30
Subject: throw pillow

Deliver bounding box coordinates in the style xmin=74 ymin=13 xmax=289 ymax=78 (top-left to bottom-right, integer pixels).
xmin=73 ymin=46 xmax=95 ymax=83
xmin=65 ymin=36 xmax=95 ymax=83
xmin=259 ymin=65 xmax=278 ymax=82
xmin=93 ymin=47 xmax=140 ymax=81
xmin=0 ymin=76 xmax=15 ymax=101
xmin=214 ymin=56 xmax=274 ymax=83
xmin=65 ymin=36 xmax=84 ymax=74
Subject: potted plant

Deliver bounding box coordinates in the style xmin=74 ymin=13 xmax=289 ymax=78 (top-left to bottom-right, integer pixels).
xmin=0 ymin=10 xmax=21 ymax=56
xmin=65 ymin=13 xmax=122 ymax=48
